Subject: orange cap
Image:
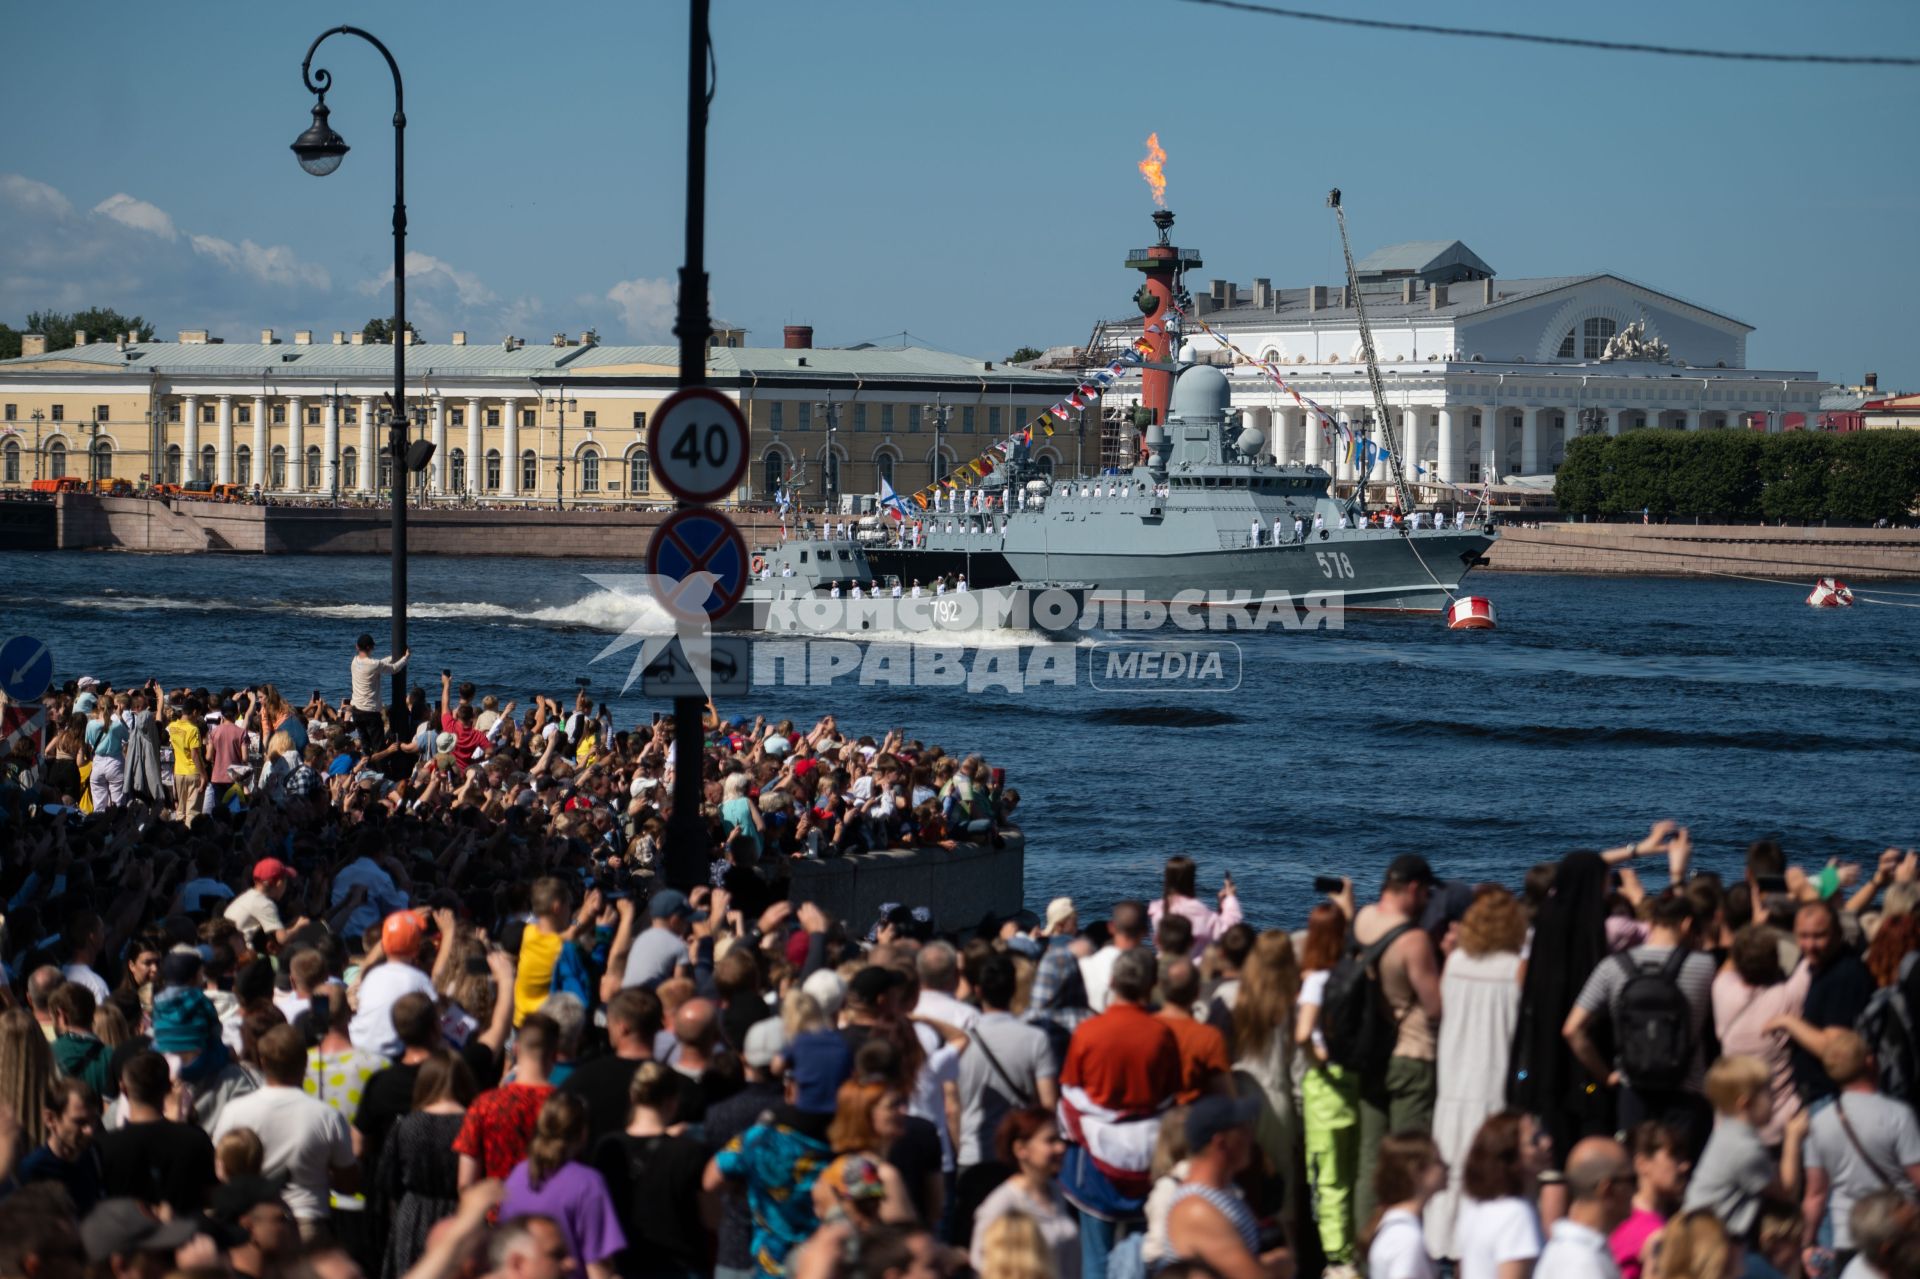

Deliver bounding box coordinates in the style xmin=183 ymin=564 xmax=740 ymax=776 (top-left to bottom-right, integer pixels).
xmin=381 ymin=909 xmax=428 ymax=958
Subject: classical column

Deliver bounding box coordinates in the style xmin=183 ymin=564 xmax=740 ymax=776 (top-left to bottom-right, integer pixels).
xmin=322 ymin=398 xmax=340 ymax=497
xmin=1604 ymin=409 xmax=1621 ymax=437
xmin=286 ymin=395 xmax=304 ymax=490
xmin=1399 ymin=408 xmax=1421 ymax=476
xmin=251 ymin=396 xmax=267 ymax=490
xmin=1436 ymin=407 xmax=1459 ymax=485
xmin=1521 ymin=407 xmax=1543 ymax=476
xmin=1331 ymin=412 xmax=1352 ymax=481
xmin=466 ymin=393 xmax=483 ymax=491
xmin=358 ymin=397 xmax=377 ymax=493
xmin=181 ymin=394 xmax=199 ymax=482
xmin=1562 ymin=411 xmax=1579 ymax=460
xmin=216 ymin=395 xmax=234 ymax=484
xmin=1676 ymin=409 xmax=1696 ymax=431
xmin=430 ymin=397 xmax=447 ymax=494
xmin=495 ymin=399 xmax=518 ymax=499
xmin=1304 ymin=407 xmax=1324 ymax=469
xmin=1481 ymin=409 xmax=1501 ymax=478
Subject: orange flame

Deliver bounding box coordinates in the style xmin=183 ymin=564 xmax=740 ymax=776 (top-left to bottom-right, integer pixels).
xmin=1137 ymin=132 xmax=1167 ymax=207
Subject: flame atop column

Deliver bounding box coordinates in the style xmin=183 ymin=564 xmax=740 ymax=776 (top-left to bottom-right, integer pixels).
xmin=1137 ymin=133 xmax=1167 ymax=207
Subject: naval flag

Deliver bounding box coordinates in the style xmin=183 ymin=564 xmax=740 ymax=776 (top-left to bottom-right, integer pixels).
xmin=878 ymin=476 xmax=913 ymax=522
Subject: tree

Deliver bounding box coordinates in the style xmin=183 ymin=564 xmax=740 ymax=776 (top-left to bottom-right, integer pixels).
xmin=1005 ymin=346 xmax=1044 ymax=364
xmin=361 ymin=317 xmax=420 ymax=344
xmin=1824 ymin=431 xmax=1920 ymax=523
xmin=1554 ymin=435 xmax=1606 ymax=516
xmin=1669 ymin=430 xmax=1763 ymax=519
xmin=0 ymin=324 xmax=19 ymax=361
xmin=1758 ymin=432 xmax=1838 ymax=522
xmin=1598 ymin=429 xmax=1681 ymax=517
xmin=17 ymin=308 xmax=155 ymax=352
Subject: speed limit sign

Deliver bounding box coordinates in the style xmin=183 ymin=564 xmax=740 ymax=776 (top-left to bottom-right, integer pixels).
xmin=647 ymin=387 xmax=749 ymax=503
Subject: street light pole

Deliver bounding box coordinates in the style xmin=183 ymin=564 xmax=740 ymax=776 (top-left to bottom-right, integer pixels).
xmin=293 ymin=25 xmax=411 ymax=722
xmin=924 ymin=395 xmax=952 ymax=490
xmin=664 ymin=0 xmax=715 ymax=891
xmin=30 ymin=411 xmax=43 ymax=482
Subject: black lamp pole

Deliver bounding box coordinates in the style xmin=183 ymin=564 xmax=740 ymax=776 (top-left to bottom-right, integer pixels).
xmin=293 ymin=26 xmax=410 ymax=724
xmin=664 ymin=0 xmax=715 ymax=891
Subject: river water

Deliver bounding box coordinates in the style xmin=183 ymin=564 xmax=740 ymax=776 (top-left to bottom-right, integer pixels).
xmin=4 ymin=551 xmax=1916 ymax=926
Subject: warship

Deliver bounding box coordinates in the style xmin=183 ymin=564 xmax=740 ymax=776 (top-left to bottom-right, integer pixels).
xmin=866 ymin=205 xmax=1496 ymax=613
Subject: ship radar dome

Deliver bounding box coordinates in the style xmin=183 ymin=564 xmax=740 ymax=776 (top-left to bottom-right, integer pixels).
xmin=1169 ymin=363 xmax=1231 ymax=421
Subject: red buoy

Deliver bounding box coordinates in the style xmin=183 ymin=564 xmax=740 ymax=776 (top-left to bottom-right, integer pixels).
xmin=1806 ymin=578 xmax=1854 ymax=608
xmin=1446 ymin=596 xmax=1497 ymax=630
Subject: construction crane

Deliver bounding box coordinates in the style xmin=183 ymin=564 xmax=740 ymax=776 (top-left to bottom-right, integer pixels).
xmin=1327 ymin=188 xmax=1411 ymax=517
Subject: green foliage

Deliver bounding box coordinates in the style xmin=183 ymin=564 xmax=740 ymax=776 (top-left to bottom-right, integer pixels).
xmin=1757 ymin=432 xmax=1838 ymax=521
xmin=12 ymin=308 xmax=155 ymax=353
xmin=1554 ymin=435 xmax=1606 ymax=516
xmin=1005 ymin=346 xmax=1044 ymax=364
xmin=1553 ymin=428 xmax=1920 ymax=522
xmin=360 ymin=318 xmax=420 ymax=344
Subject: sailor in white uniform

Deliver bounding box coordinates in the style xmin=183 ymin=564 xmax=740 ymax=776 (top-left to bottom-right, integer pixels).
xmin=890 ymin=581 xmax=903 ymax=598
xmin=935 ymin=581 xmax=946 ymax=596
xmin=829 ymin=583 xmax=842 ymax=599
xmin=1435 ymin=510 xmax=1449 ymax=530
xmin=911 ymin=581 xmax=923 ymax=598
xmin=1293 ymin=516 xmax=1306 ymax=542
xmin=850 ymin=583 xmax=863 ymax=599
xmin=957 ymin=576 xmax=969 ymax=593
xmin=1250 ymin=518 xmax=1263 ymax=547
xmin=1313 ymin=512 xmax=1326 ymax=533
xmin=1272 ymin=517 xmax=1286 ymax=546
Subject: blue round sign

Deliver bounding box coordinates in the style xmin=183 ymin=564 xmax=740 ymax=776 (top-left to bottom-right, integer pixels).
xmin=0 ymin=635 xmax=53 ymax=703
xmin=645 ymin=509 xmax=750 ymax=620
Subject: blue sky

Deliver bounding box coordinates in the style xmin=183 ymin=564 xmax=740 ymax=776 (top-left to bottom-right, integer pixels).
xmin=3 ymin=2 xmax=1915 ymax=386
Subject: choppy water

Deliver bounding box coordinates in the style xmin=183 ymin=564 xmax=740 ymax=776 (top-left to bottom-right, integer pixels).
xmin=5 ymin=551 xmax=1917 ymax=926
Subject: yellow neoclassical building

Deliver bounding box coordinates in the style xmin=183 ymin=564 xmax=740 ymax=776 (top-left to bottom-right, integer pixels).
xmin=0 ymin=325 xmax=1078 ymax=506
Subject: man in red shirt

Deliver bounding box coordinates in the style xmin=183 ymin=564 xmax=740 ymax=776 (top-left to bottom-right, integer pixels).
xmin=1059 ymin=947 xmax=1180 ymax=1279
xmin=1156 ymin=958 xmax=1232 ymax=1104
xmin=439 ymin=671 xmax=490 ymax=770
xmin=453 ymin=1013 xmax=558 ymax=1185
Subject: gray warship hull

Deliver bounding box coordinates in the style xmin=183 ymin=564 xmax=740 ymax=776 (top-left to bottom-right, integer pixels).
xmin=868 ymin=361 xmax=1495 ymax=614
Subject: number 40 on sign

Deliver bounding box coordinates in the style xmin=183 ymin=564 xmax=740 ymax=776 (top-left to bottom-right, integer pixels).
xmin=647 ymin=387 xmax=749 ymax=504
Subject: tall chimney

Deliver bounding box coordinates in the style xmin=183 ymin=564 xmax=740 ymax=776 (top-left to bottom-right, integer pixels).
xmin=1403 ymin=279 xmax=1416 ymax=304
xmin=1252 ymin=278 xmax=1271 ymax=308
xmin=1308 ymin=286 xmax=1327 ymax=312
xmin=20 ymin=334 xmax=46 ymax=357
xmin=1429 ymin=285 xmax=1449 ymax=312
xmin=783 ymin=325 xmax=813 ymax=350
xmin=1866 ymin=372 xmax=1878 ymax=392
xmin=73 ymin=331 xmax=88 ymax=346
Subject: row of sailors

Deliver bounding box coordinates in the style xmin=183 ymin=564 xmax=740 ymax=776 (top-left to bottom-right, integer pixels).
xmin=1249 ymin=508 xmax=1459 ymax=546
xmin=1056 ymin=481 xmax=1170 ymax=500
xmin=823 ymin=578 xmax=969 ymax=598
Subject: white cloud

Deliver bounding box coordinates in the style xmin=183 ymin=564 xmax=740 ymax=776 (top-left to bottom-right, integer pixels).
xmin=92 ymin=192 xmax=177 ymax=240
xmin=0 ymin=174 xmax=73 ymax=219
xmin=605 ymin=276 xmax=676 ymax=341
xmin=360 ymin=251 xmax=495 ymax=306
xmin=190 ymin=234 xmax=330 ymax=290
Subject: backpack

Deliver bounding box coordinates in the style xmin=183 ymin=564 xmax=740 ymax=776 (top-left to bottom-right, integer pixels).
xmin=1320 ymin=922 xmax=1414 ymax=1072
xmin=1856 ymin=981 xmax=1918 ymax=1107
xmin=1610 ymin=948 xmax=1693 ymax=1091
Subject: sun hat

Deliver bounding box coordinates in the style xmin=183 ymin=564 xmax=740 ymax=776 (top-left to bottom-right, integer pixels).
xmin=434 ymin=731 xmax=457 ymax=755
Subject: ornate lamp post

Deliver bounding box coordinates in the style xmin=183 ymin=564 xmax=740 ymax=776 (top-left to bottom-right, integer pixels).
xmin=292 ymin=26 xmax=411 ymax=720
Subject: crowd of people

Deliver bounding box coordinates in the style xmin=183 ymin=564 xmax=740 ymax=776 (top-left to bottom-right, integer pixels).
xmin=0 ymin=642 xmax=1917 ymax=1279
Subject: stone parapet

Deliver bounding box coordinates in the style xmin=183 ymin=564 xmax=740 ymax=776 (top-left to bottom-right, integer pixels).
xmin=1482 ymin=523 xmax=1920 ymax=581
xmin=785 ymin=834 xmax=1025 ymax=935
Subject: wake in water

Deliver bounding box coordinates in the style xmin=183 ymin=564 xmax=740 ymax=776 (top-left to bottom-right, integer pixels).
xmin=44 ymin=587 xmax=677 ymax=632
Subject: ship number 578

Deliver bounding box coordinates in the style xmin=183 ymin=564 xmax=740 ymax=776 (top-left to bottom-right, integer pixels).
xmin=1315 ymin=551 xmax=1355 ymax=579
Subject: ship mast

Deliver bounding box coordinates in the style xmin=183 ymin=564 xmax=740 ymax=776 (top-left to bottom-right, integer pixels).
xmin=1327 ymin=189 xmax=1410 ymax=516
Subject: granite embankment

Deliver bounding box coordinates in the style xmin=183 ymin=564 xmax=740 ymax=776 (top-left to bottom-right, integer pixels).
xmin=1481 ymin=522 xmax=1920 ymax=581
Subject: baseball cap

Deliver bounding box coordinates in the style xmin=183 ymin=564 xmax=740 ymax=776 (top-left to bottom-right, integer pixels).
xmin=1184 ymin=1092 xmax=1262 ymax=1151
xmin=743 ymin=1018 xmax=789 ymax=1069
xmin=381 ymin=909 xmax=429 ymax=958
xmin=786 ymin=1029 xmax=854 ymax=1114
xmin=1384 ymin=853 xmax=1436 ymax=887
xmin=252 ymin=857 xmax=296 ymax=884
xmin=848 ymin=965 xmax=907 ymax=1007
xmin=1045 ymin=897 xmax=1077 ymax=932
xmin=647 ymin=889 xmax=703 ymax=921
xmin=82 ymin=1199 xmax=204 ymax=1263
xmin=76 ymin=676 xmax=101 ymax=692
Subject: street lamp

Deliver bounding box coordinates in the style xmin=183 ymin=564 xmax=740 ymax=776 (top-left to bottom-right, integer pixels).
xmin=814 ymin=401 xmax=840 ymax=513
xmin=547 ymin=389 xmax=577 ymax=510
xmin=29 ymin=410 xmax=44 ymax=482
xmin=923 ymin=396 xmax=952 ymax=489
xmin=292 ymin=25 xmax=411 ymax=721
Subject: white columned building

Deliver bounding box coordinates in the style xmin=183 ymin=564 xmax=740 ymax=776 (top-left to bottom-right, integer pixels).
xmin=430 ymin=397 xmax=447 ymax=494
xmin=215 ymin=395 xmax=233 ymax=483
xmin=322 ymin=397 xmax=340 ymax=496
xmin=470 ymin=398 xmax=488 ymax=498
xmin=181 ymin=394 xmax=199 ymax=481
xmin=251 ymin=396 xmax=268 ymax=488
xmin=359 ymin=397 xmax=377 ymax=494
xmin=1099 ymin=239 xmax=1824 ymax=490
xmin=285 ymin=395 xmax=303 ymax=491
